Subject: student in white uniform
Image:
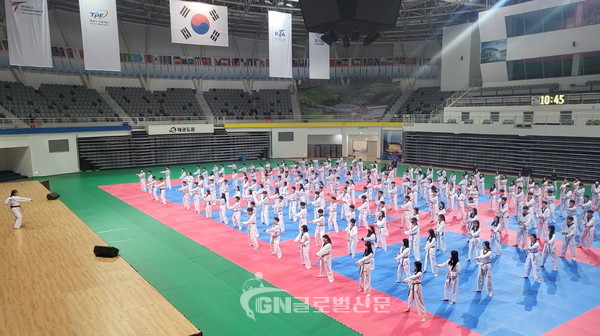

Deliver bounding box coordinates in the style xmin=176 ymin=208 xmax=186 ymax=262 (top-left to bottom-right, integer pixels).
xmin=559 ymin=216 xmax=577 ymax=260
xmin=355 ymin=242 xmax=375 ymax=296
xmin=400 ymin=195 xmax=413 ymax=228
xmin=423 ymin=229 xmax=438 ymax=276
xmin=177 ymin=181 xmax=190 ymax=209
xmin=229 ymin=196 xmax=242 ymax=229
xmin=405 ymin=217 xmax=421 ymax=262
xmin=293 ymin=202 xmax=308 ymax=231
xmin=136 ymin=170 xmax=147 ymax=192
xmin=294 ymin=225 xmax=312 ymax=269
xmin=310 ymin=209 xmax=325 ymax=248
xmin=578 ymin=210 xmax=595 ymax=249
xmin=452 ymin=189 xmax=466 ymax=222
xmin=403 ymin=261 xmax=427 ymax=322
xmin=547 ymin=190 xmax=557 ymax=224
xmin=466 ymin=220 xmax=481 ymax=262
xmin=327 ymin=197 xmax=339 ymax=233
xmin=5 ymin=190 xmax=32 ymax=229
xmin=540 ymin=225 xmax=558 ymax=271
xmin=538 ymin=201 xmax=550 ymax=239
xmin=218 ymin=193 xmax=228 ymax=224
xmin=203 ymin=190 xmax=214 ymax=219
xmin=264 ymin=217 xmax=282 ymax=258
xmin=160 ymin=167 xmax=172 ymax=189
xmin=242 ymin=208 xmax=259 ymax=249
xmin=272 ymin=196 xmax=286 ymax=232
xmin=436 ymin=250 xmax=460 ymax=305
xmin=436 ymin=214 xmax=446 ymax=253
xmin=375 ymin=211 xmax=388 ymax=251
xmin=345 ymin=219 xmax=358 ymax=258
xmin=474 ymin=241 xmax=493 ymax=297
xmin=490 ymin=216 xmax=502 ymax=255
xmin=515 ymin=206 xmax=532 ymax=248
xmin=156 ymin=178 xmax=167 ymax=205
xmin=523 ymin=234 xmax=542 ymax=283
xmin=394 ymin=238 xmax=411 ymax=283
xmin=497 ymin=197 xmax=509 ymax=234
xmin=316 ymin=234 xmax=334 ymax=282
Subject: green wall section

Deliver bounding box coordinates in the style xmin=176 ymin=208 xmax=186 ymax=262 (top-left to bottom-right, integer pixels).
xmin=31 ymin=160 xmax=358 ymax=336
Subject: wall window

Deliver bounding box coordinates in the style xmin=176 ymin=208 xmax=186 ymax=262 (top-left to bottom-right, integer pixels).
xmin=507 ymin=54 xmax=575 ymax=80
xmin=48 ymin=139 xmax=69 ymax=153
xmin=580 ymin=51 xmax=600 ymax=76
xmin=490 ymin=112 xmax=500 ymax=122
xmin=278 ymin=132 xmax=294 ymax=142
xmin=506 ymin=2 xmax=578 ymax=38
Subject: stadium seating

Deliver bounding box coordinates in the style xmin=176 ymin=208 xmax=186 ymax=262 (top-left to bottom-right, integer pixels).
xmin=0 ymin=81 xmax=119 ymax=121
xmin=106 ymin=87 xmax=205 ymax=120
xmin=397 ymin=86 xmax=453 ymax=116
xmin=203 ymin=88 xmax=294 ymax=120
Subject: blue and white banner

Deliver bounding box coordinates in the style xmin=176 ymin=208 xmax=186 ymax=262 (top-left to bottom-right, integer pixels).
xmin=79 ymin=0 xmax=121 ymax=71
xmin=268 ymin=11 xmax=292 ymax=78
xmin=309 ymin=32 xmax=329 ymax=79
xmin=5 ymin=0 xmax=52 ymax=67
xmin=170 ymin=0 xmax=228 ymax=47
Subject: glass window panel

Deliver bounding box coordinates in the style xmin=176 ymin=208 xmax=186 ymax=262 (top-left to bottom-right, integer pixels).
xmin=524 ymin=12 xmax=544 ymax=35
xmin=525 ymin=59 xmax=544 ymax=79
xmin=507 ymin=60 xmax=526 ymax=80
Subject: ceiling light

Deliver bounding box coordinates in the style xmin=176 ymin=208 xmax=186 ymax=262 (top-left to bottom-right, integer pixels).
xmin=264 ymin=0 xmax=273 ymax=4
xmin=285 ymin=3 xmax=294 ymax=7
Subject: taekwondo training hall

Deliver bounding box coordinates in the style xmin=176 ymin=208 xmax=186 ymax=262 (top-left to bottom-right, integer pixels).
xmin=2 ymin=0 xmax=600 ymax=335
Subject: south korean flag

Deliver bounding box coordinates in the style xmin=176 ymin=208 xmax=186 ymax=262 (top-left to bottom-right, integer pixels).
xmin=170 ymin=0 xmax=229 ymax=47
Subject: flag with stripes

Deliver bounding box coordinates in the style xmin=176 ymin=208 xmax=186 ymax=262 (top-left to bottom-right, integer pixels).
xmin=170 ymin=0 xmax=228 ymax=47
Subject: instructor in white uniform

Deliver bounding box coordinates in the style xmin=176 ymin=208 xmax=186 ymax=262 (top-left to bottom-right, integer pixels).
xmin=5 ymin=189 xmax=32 ymax=229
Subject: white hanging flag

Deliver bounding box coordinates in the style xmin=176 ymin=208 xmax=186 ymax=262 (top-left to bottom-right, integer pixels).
xmin=79 ymin=0 xmax=121 ymax=71
xmin=5 ymin=0 xmax=52 ymax=68
xmin=268 ymin=11 xmax=292 ymax=78
xmin=309 ymin=32 xmax=330 ymax=79
xmin=170 ymin=0 xmax=228 ymax=47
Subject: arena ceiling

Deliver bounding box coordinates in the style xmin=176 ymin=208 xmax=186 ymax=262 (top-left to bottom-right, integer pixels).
xmin=45 ymin=0 xmax=531 ymax=43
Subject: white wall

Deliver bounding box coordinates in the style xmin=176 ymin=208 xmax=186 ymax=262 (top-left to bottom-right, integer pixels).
xmin=28 ymin=133 xmax=79 ymax=176
xmin=404 ymin=121 xmax=600 ymax=138
xmin=507 ymin=25 xmax=600 ymax=61
xmin=444 ymin=102 xmax=600 ymax=126
xmin=441 ymin=23 xmax=480 ymax=91
xmin=478 ymin=0 xmax=595 ymax=86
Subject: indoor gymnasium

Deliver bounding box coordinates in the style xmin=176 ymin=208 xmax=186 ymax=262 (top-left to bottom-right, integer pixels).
xmin=1 ymin=0 xmax=600 ymax=335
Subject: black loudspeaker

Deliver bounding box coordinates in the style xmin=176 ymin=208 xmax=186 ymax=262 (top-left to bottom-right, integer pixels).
xmin=93 ymin=245 xmax=120 ymax=258
xmin=46 ymin=192 xmax=60 ymax=200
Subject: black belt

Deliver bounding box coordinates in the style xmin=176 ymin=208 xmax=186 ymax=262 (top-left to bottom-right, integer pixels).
xmin=11 ymin=206 xmax=20 ymax=208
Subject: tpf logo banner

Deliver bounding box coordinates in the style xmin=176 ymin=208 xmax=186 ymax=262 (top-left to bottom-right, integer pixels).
xmin=268 ymin=11 xmax=292 ymax=78
xmin=79 ymin=0 xmax=120 ymax=71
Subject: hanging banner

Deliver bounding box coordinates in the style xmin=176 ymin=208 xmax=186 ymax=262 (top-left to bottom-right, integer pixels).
xmin=268 ymin=11 xmax=292 ymax=78
xmin=79 ymin=0 xmax=121 ymax=71
xmin=309 ymin=32 xmax=329 ymax=79
xmin=5 ymin=0 xmax=52 ymax=67
xmin=170 ymin=0 xmax=228 ymax=47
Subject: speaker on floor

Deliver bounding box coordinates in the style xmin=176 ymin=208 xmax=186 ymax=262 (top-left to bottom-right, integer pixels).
xmin=46 ymin=192 xmax=60 ymax=200
xmin=93 ymin=245 xmax=120 ymax=258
